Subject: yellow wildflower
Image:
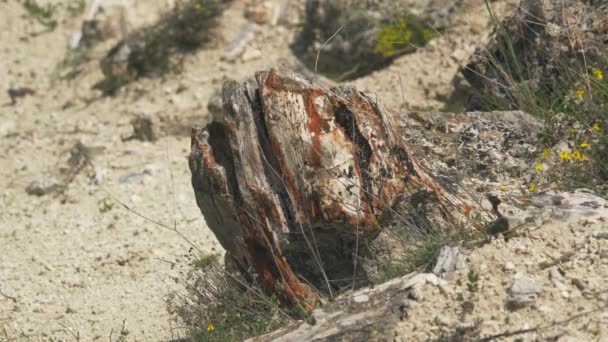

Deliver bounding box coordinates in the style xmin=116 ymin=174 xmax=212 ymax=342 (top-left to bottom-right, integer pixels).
xmin=528 ymin=184 xmax=537 ymax=192
xmin=534 ymin=162 xmax=543 ymax=171
xmin=498 ymin=185 xmax=509 ymax=191
xmin=207 ymin=323 xmax=215 ymax=332
xmin=580 ymin=140 xmax=589 ymax=148
xmin=560 ymin=151 xmax=572 ymax=161
xmin=576 ymin=89 xmax=585 ymax=100
xmin=567 ymin=127 xmax=576 ymax=134
xmin=593 ymin=68 xmax=604 ymax=81
xmin=194 ymin=2 xmax=202 ymax=9
xmin=593 ymin=123 xmax=601 ymax=132
xmin=572 ymin=150 xmax=589 ymax=161
xmin=542 ymin=148 xmax=552 ymax=158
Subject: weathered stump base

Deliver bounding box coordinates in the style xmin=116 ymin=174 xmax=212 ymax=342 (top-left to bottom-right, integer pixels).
xmin=189 ymin=69 xmax=485 ymax=310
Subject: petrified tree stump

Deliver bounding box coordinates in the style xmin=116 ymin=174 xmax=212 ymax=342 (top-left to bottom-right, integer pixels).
xmin=189 ymin=69 xmax=482 ymax=310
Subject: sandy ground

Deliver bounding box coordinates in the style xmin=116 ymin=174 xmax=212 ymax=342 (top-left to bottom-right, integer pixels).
xmin=0 ymin=0 xmax=518 ymax=341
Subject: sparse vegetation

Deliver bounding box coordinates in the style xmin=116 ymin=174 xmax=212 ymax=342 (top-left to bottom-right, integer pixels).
xmin=366 ymin=208 xmax=485 ymax=284
xmin=97 ymin=0 xmax=229 ymax=94
xmin=467 ymin=1 xmax=608 ymax=190
xmin=22 ymin=0 xmax=58 ymax=31
xmin=292 ymin=2 xmax=441 ymax=81
xmin=466 ymin=270 xmax=479 ymax=293
xmin=168 ymin=252 xmax=297 ymax=342
xmin=375 ymin=16 xmax=438 ymax=57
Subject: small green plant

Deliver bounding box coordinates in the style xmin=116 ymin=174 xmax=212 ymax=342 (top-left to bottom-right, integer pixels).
xmin=98 ymin=197 xmax=114 ymax=213
xmin=192 ymin=253 xmax=220 ymax=269
xmin=466 ymin=270 xmax=479 ymax=292
xmin=375 ymin=16 xmax=438 ymax=57
xmin=22 ymin=0 xmax=57 ymax=31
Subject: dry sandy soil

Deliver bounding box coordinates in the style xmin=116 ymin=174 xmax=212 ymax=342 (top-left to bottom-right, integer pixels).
xmin=8 ymin=0 xmax=604 ymax=341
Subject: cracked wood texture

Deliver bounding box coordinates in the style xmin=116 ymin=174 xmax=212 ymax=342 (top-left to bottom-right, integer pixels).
xmin=189 ymin=69 xmax=479 ymax=310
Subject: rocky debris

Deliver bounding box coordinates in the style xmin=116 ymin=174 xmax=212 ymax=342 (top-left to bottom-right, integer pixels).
xmin=433 ymin=246 xmax=467 ymax=278
xmin=26 ymin=177 xmax=62 ymax=196
xmin=592 ymin=231 xmax=608 ymax=239
xmin=189 ymin=69 xmax=491 ymax=309
xmin=25 ymin=141 xmax=104 ymax=196
xmin=390 ymin=214 xmax=608 ymax=340
xmin=291 ymin=0 xmax=460 ymax=80
xmin=247 ymin=273 xmax=445 ymax=341
xmin=464 ymin=0 xmax=608 ymax=109
xmin=507 ymin=273 xmax=539 ymax=309
xmin=402 ymin=110 xmax=543 ymax=183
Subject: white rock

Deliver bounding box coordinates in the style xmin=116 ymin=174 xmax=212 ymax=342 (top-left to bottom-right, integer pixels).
xmin=241 ymin=47 xmax=263 ymax=62
xmin=433 ymin=246 xmax=467 ymax=278
xmin=353 ymin=294 xmax=369 ymax=303
xmin=507 ymin=274 xmax=539 ymax=309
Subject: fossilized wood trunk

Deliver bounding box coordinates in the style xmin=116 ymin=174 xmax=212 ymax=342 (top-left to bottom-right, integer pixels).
xmin=189 ymin=69 xmax=481 ymax=310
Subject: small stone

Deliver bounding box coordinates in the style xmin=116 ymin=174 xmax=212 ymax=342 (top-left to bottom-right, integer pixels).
xmin=456 ymin=321 xmax=476 ymax=331
xmin=570 ymin=277 xmax=586 ymax=291
xmin=307 ymin=308 xmax=327 ymax=325
xmin=26 ymin=177 xmax=62 ymax=196
xmin=0 ymin=120 xmax=15 ymax=136
xmin=433 ymin=246 xmax=467 ymax=278
xmin=241 ymin=47 xmax=263 ymax=62
xmin=434 ymin=315 xmax=453 ymax=327
xmin=93 ymin=167 xmax=105 ymax=186
xmin=538 ymin=305 xmax=553 ymax=315
xmin=513 ymin=240 xmax=528 ymax=254
xmin=398 ymin=299 xmax=417 ymax=319
xmin=548 ymin=266 xmax=563 ymax=281
xmin=353 ymin=294 xmax=369 ymax=303
xmin=401 ymin=299 xmax=417 ymax=311
xmin=408 ymin=287 xmax=424 ymax=301
xmin=450 ymin=49 xmax=468 ymax=63
xmin=507 ymin=274 xmax=539 ymax=310
xmin=591 ymin=231 xmax=608 ymax=239
xmin=504 ymin=262 xmax=515 ymax=271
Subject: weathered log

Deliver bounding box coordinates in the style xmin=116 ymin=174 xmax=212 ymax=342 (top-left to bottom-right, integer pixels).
xmin=247 ymin=273 xmax=446 ymax=342
xmin=189 ymin=69 xmax=483 ymax=310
